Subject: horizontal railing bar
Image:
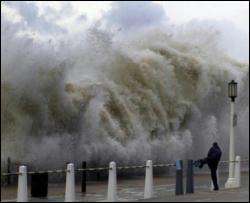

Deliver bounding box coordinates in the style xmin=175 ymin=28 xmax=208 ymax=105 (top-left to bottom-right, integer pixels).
xmin=1 ymin=159 xmax=248 ymax=176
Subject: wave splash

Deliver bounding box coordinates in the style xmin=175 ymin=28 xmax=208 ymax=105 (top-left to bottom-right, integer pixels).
xmin=1 ymin=26 xmax=249 ymax=169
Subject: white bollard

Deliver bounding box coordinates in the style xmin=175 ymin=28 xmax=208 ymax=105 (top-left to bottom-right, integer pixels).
xmin=65 ymin=163 xmax=75 ymax=202
xmin=144 ymin=160 xmax=153 ymax=199
xmin=107 ymin=161 xmax=117 ymax=202
xmin=235 ymin=156 xmax=241 ymax=187
xmin=17 ymin=165 xmax=28 ymax=202
xmin=210 ymin=170 xmax=219 ymax=191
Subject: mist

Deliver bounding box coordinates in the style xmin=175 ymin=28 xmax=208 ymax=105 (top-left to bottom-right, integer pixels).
xmin=1 ymin=1 xmax=249 ymax=169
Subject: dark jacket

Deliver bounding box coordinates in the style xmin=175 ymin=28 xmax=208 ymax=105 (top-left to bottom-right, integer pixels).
xmin=207 ymin=145 xmax=222 ymax=163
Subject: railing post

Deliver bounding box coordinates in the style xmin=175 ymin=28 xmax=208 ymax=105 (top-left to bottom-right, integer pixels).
xmin=65 ymin=163 xmax=75 ymax=202
xmin=7 ymin=157 xmax=11 ymax=185
xmin=144 ymin=160 xmax=153 ymax=199
xmin=186 ymin=160 xmax=194 ymax=193
xmin=107 ymin=161 xmax=117 ymax=202
xmin=31 ymin=172 xmax=48 ymax=197
xmin=235 ymin=156 xmax=241 ymax=187
xmin=81 ymin=161 xmax=86 ymax=193
xmin=97 ymin=171 xmax=101 ymax=181
xmin=17 ymin=165 xmax=28 ymax=202
xmin=175 ymin=160 xmax=183 ymax=195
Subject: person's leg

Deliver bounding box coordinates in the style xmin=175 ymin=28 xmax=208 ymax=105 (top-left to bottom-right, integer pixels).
xmin=211 ymin=167 xmax=219 ymax=190
xmin=198 ymin=158 xmax=208 ymax=168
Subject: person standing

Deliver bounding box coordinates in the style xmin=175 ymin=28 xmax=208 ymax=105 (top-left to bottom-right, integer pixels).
xmin=194 ymin=142 xmax=222 ymax=190
xmin=206 ymin=142 xmax=222 ymax=190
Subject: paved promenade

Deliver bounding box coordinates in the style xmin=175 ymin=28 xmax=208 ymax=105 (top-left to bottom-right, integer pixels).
xmin=139 ymin=172 xmax=249 ymax=202
xmin=1 ymin=172 xmax=249 ymax=202
xmin=139 ymin=186 xmax=249 ymax=202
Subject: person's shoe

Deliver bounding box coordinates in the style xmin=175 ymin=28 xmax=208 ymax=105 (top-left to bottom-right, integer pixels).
xmin=213 ymin=187 xmax=219 ymax=191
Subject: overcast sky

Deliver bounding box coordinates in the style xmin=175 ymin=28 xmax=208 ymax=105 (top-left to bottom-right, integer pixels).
xmin=80 ymin=2 xmax=246 ymax=33
xmin=2 ymin=1 xmax=249 ymax=32
xmin=2 ymin=1 xmax=249 ymax=61
xmin=44 ymin=1 xmax=249 ymax=33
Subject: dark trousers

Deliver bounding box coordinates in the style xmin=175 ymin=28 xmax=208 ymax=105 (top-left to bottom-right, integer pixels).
xmin=203 ymin=158 xmax=219 ymax=190
xmin=209 ymin=165 xmax=219 ymax=190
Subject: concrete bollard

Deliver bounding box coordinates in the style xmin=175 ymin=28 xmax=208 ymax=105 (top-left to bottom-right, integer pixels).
xmin=235 ymin=155 xmax=241 ymax=187
xmin=107 ymin=162 xmax=117 ymax=202
xmin=144 ymin=160 xmax=153 ymax=199
xmin=17 ymin=165 xmax=28 ymax=202
xmin=65 ymin=163 xmax=75 ymax=202
xmin=175 ymin=160 xmax=183 ymax=195
xmin=186 ymin=160 xmax=194 ymax=193
xmin=210 ymin=170 xmax=219 ymax=191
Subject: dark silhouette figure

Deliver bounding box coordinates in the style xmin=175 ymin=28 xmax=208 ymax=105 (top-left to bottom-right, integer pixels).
xmin=194 ymin=142 xmax=222 ymax=190
xmin=207 ymin=142 xmax=222 ymax=190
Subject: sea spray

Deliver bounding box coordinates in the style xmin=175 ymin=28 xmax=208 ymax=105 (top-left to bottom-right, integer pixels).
xmin=1 ymin=22 xmax=249 ymax=169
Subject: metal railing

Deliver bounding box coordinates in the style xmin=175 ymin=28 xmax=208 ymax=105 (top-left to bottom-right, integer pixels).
xmin=1 ymin=163 xmax=176 ymax=176
xmin=1 ymin=159 xmax=248 ymax=176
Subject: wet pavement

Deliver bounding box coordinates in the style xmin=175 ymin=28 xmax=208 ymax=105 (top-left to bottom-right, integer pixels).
xmin=1 ymin=171 xmax=249 ymax=202
xmin=139 ymin=172 xmax=249 ymax=202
